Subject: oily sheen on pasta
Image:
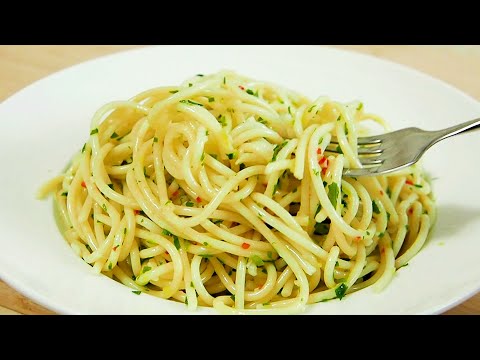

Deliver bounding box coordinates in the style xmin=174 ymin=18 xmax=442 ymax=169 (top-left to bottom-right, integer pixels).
xmin=40 ymin=71 xmax=436 ymax=314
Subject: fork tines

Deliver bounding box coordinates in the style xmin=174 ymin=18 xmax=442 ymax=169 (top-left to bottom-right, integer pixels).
xmin=325 ymin=136 xmax=385 ymax=168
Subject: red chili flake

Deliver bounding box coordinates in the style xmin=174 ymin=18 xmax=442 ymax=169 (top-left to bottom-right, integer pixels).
xmin=405 ymin=180 xmax=414 ymax=186
xmin=134 ymin=209 xmax=140 ymax=215
xmin=81 ymin=181 xmax=86 ymax=188
xmin=381 ymin=247 xmax=386 ymax=254
xmin=172 ymin=190 xmax=179 ymax=197
xmin=241 ymin=242 xmax=250 ymax=249
xmin=408 ymin=208 xmax=413 ymax=215
xmin=380 ymin=190 xmax=384 ymax=196
xmin=196 ymin=196 xmax=202 ymax=203
xmin=263 ymin=183 xmax=267 ymax=187
xmin=317 ymin=148 xmax=322 ymax=154
xmin=354 ymin=236 xmax=362 ymax=242
xmin=165 ymin=251 xmax=169 ymax=255
xmin=239 ymin=85 xmax=245 ymax=90
xmin=112 ymin=245 xmax=119 ymax=251
xmin=256 ymin=284 xmax=264 ymax=290
xmin=231 ymin=222 xmax=238 ymax=227
xmin=319 ymin=157 xmax=328 ymax=168
xmin=321 ymin=167 xmax=327 ymax=176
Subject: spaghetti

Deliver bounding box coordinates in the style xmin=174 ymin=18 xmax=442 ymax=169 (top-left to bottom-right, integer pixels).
xmin=38 ymin=70 xmax=436 ymax=314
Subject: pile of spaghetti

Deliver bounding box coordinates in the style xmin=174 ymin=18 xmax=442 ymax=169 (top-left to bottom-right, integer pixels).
xmin=39 ymin=71 xmax=436 ymax=314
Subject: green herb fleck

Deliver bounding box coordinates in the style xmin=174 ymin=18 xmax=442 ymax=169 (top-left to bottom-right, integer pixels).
xmin=378 ymin=232 xmax=385 ymax=238
xmin=132 ymin=290 xmax=141 ymax=295
xmin=81 ymin=143 xmax=86 ymax=153
xmin=313 ymin=169 xmax=319 ymax=176
xmin=336 ymin=145 xmax=343 ymax=154
xmin=267 ymin=251 xmax=273 ymax=259
xmin=335 ymin=283 xmax=348 ymax=300
xmin=328 ymin=183 xmax=339 ymax=208
xmin=153 ymin=137 xmax=158 ymax=143
xmin=308 ymin=105 xmax=316 ymax=113
xmin=108 ymin=262 xmax=113 ymax=270
xmin=185 ymin=201 xmax=194 ymax=207
xmin=239 ymin=163 xmax=246 ymax=170
xmin=217 ymin=114 xmax=227 ymax=127
xmin=246 ymin=89 xmax=258 ymax=97
xmin=272 ymin=141 xmax=288 ymax=162
xmin=314 ymin=203 xmax=322 ymax=217
xmin=414 ymin=184 xmax=423 ymax=188
xmin=357 ymin=103 xmax=363 ymax=111
xmin=212 ymin=219 xmax=223 ymax=225
xmin=344 ymin=123 xmax=349 ymax=135
xmin=372 ymin=200 xmax=380 ymax=214
xmin=162 ymin=229 xmax=173 ymax=236
xmin=102 ymin=204 xmax=108 ymax=212
xmin=169 ymin=90 xmax=178 ymax=94
xmin=90 ymin=128 xmax=98 ymax=135
xmin=208 ymin=97 xmax=215 ymax=102
xmin=258 ymin=117 xmax=268 ymax=125
xmin=230 ymin=294 xmax=235 ymax=301
xmin=226 ymin=152 xmax=235 ymax=160
xmin=180 ymin=99 xmax=204 ymax=106
xmin=251 ymin=255 xmax=264 ymax=266
xmin=174 ymin=236 xmax=181 ymax=250
xmin=111 ymin=132 xmax=119 ymax=139
xmin=200 ymin=152 xmax=205 ymax=162
xmin=142 ymin=266 xmax=152 ymax=274
xmin=61 ymin=191 xmax=68 ymax=196
xmin=386 ymin=212 xmax=391 ymax=222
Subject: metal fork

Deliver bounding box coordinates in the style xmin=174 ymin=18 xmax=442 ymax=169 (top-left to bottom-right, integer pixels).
xmin=326 ymin=118 xmax=480 ymax=177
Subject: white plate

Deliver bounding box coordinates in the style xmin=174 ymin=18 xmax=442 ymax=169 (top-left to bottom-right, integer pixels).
xmin=1 ymin=45 xmax=480 ymax=315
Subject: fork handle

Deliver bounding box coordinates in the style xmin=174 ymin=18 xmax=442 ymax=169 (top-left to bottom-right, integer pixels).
xmin=433 ymin=118 xmax=480 ymax=141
